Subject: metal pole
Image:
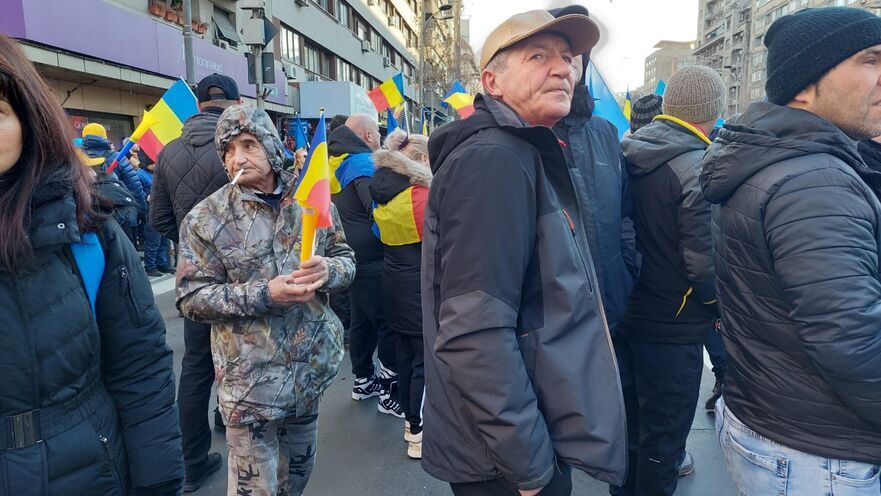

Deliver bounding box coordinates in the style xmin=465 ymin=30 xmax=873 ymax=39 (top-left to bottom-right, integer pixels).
xmin=452 ymin=0 xmax=461 ymax=83
xmin=183 ymin=0 xmax=195 ymax=85
xmin=253 ymin=9 xmax=264 ymax=109
xmin=419 ymin=6 xmax=433 ymax=113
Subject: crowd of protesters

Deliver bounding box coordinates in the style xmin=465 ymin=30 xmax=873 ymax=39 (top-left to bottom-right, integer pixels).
xmin=0 ymin=3 xmax=880 ymax=496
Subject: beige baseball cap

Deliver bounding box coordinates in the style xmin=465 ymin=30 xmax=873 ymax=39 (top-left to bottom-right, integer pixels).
xmin=479 ymin=10 xmax=600 ymax=71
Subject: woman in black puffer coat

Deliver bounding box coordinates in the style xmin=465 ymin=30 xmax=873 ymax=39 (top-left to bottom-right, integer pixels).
xmin=0 ymin=34 xmax=183 ymax=495
xmin=369 ymin=130 xmax=432 ymax=459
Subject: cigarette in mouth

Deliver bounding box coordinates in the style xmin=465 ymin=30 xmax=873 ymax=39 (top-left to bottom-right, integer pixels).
xmin=231 ymin=169 xmax=244 ymax=185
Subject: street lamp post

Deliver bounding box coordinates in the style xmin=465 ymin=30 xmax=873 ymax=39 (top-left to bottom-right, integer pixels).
xmin=418 ymin=3 xmax=452 ymax=131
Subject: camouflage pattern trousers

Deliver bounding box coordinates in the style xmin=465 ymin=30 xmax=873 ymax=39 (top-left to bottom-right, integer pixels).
xmin=226 ymin=409 xmax=319 ymax=496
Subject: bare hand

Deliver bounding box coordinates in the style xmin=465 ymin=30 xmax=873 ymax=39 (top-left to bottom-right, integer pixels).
xmin=291 ymin=256 xmax=329 ymax=292
xmin=267 ymin=274 xmax=315 ymax=306
xmin=519 ymin=488 xmax=544 ymax=496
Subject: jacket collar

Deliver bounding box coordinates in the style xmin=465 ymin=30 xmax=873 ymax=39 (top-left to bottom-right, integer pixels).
xmin=653 ymin=115 xmax=712 ymax=145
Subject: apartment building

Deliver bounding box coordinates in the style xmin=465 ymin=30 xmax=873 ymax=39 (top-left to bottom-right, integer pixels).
xmin=747 ymin=0 xmax=881 ymax=104
xmin=638 ymin=40 xmax=696 ymax=97
xmin=694 ymin=0 xmax=753 ymax=116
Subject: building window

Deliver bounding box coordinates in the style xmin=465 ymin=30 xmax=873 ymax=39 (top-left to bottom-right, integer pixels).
xmin=339 ymin=2 xmax=350 ymax=29
xmin=280 ymin=25 xmax=302 ymax=65
xmin=304 ymin=42 xmax=320 ymax=74
xmin=213 ymin=6 xmax=240 ymax=47
xmin=751 ymin=69 xmax=765 ymax=82
xmin=313 ymin=0 xmax=337 ymax=17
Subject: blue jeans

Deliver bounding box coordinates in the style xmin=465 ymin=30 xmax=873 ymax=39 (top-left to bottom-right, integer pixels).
xmin=144 ymin=221 xmax=168 ymax=270
xmin=715 ymin=398 xmax=881 ymax=495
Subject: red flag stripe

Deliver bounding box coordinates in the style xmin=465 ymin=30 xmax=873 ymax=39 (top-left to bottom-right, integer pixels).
xmin=138 ymin=129 xmax=164 ymax=162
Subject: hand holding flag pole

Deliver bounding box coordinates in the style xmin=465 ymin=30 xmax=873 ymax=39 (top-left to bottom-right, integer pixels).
xmin=106 ymin=111 xmax=159 ymax=174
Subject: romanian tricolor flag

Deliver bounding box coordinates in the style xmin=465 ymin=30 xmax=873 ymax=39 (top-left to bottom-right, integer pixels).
xmin=367 ymin=73 xmax=405 ymax=112
xmin=373 ymin=185 xmax=429 ymax=246
xmin=623 ymin=89 xmax=632 ymax=122
xmin=441 ymin=80 xmax=474 ymax=118
xmin=106 ymin=79 xmax=198 ymax=173
xmin=294 ymin=111 xmax=332 ymax=261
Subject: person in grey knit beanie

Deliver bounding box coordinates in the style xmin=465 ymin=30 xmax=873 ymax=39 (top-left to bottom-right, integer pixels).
xmin=663 ymin=65 xmax=726 ymax=125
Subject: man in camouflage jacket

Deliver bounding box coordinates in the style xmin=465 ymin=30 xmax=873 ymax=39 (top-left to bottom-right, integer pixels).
xmin=177 ymin=105 xmax=355 ymax=496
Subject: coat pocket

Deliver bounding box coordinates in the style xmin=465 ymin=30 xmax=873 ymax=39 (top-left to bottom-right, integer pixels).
xmin=289 ymin=308 xmax=345 ymax=411
xmin=117 ymin=265 xmax=145 ymax=326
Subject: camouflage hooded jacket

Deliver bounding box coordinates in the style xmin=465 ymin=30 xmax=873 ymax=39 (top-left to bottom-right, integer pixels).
xmin=176 ymin=168 xmax=355 ymax=426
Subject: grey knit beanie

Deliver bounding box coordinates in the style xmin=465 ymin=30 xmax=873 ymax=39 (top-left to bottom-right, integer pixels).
xmin=662 ymin=65 xmax=726 ymax=124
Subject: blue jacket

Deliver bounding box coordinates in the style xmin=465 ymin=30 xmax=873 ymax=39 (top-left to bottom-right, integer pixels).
xmin=137 ymin=168 xmax=153 ymax=197
xmin=554 ymin=86 xmax=640 ymax=330
xmin=82 ymin=136 xmax=148 ymax=213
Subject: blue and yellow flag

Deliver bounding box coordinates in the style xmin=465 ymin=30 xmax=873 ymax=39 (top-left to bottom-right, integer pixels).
xmin=623 ymin=89 xmax=632 ymax=122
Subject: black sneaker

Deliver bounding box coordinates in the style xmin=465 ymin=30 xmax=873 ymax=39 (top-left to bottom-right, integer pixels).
xmin=184 ymin=452 xmax=223 ymax=493
xmin=158 ymin=266 xmax=176 ymax=274
xmin=146 ymin=268 xmax=163 ymax=277
xmin=378 ymin=380 xmax=405 ymax=418
xmin=705 ymin=379 xmax=723 ymax=413
xmin=352 ymin=375 xmax=383 ymax=400
xmin=378 ymin=392 xmax=405 ymax=418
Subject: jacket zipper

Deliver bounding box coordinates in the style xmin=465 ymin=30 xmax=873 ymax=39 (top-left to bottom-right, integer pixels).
xmin=98 ymin=434 xmax=124 ymax=490
xmin=119 ymin=266 xmax=144 ymax=326
xmin=562 ymin=209 xmax=593 ymax=293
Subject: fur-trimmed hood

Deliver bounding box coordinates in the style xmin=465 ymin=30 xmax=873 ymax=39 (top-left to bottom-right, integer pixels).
xmin=372 ymin=149 xmax=432 ymax=187
xmin=370 ymin=149 xmax=431 ymax=205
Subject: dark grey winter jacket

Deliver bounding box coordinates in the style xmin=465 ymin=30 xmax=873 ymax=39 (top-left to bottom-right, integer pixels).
xmin=701 ymin=102 xmax=881 ymax=463
xmin=149 ymin=108 xmax=229 ymax=243
xmin=421 ymin=94 xmax=627 ymax=490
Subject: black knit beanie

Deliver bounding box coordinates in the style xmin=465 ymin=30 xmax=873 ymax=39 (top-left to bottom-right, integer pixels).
xmin=765 ymin=7 xmax=881 ymax=105
xmin=630 ymin=94 xmax=663 ymax=133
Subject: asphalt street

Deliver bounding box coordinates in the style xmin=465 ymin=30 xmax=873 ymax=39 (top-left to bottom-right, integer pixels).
xmin=151 ymin=274 xmax=737 ymax=496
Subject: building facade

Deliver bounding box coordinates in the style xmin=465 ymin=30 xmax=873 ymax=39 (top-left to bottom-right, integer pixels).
xmin=695 ymin=0 xmax=881 ymax=117
xmin=694 ymin=0 xmax=752 ymax=116
xmin=747 ymin=0 xmax=881 ymax=105
xmin=638 ymin=40 xmax=696 ymax=97
xmin=1 ymin=0 xmax=466 ymax=143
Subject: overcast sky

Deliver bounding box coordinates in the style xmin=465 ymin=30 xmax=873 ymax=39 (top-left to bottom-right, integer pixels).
xmin=462 ymin=0 xmax=698 ymax=93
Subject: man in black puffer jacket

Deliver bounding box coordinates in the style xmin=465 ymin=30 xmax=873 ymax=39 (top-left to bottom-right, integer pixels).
xmin=701 ymin=8 xmax=881 ymax=494
xmin=149 ymin=73 xmax=239 ymax=492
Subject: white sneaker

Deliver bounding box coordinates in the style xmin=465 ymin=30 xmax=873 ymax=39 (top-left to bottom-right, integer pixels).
xmin=407 ymin=438 xmax=422 ymax=459
xmin=404 ymin=422 xmax=422 ymax=443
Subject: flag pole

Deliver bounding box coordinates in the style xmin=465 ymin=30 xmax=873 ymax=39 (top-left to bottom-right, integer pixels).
xmin=106 ymin=110 xmax=159 ymax=174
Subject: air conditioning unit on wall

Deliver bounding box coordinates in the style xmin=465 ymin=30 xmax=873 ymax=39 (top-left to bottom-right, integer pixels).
xmin=361 ymin=39 xmax=371 ymax=52
xmin=283 ymin=62 xmax=296 ymax=79
xmin=383 ymin=57 xmax=391 ymax=68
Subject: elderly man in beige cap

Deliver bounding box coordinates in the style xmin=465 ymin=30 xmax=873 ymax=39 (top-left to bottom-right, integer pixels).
xmin=420 ymin=10 xmax=628 ymax=496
